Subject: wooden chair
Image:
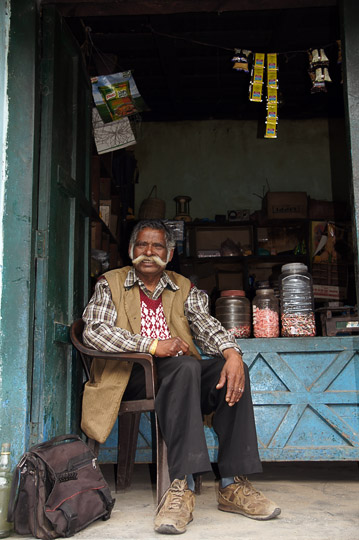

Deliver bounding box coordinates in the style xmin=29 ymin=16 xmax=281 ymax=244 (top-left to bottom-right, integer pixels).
xmin=70 ymin=318 xmax=170 ymax=504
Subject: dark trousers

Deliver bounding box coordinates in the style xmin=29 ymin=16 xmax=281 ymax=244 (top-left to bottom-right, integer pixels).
xmin=123 ymin=355 xmax=262 ymax=482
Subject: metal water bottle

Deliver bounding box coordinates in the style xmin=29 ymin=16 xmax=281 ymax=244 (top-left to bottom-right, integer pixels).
xmin=0 ymin=443 xmax=12 ymax=538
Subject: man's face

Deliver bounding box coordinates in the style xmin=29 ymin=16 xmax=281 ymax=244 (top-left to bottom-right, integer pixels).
xmin=130 ymin=228 xmax=173 ymax=280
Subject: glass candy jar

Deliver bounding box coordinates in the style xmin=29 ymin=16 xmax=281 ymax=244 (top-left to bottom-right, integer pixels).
xmin=215 ymin=290 xmax=251 ymax=338
xmin=252 ymin=288 xmax=280 ymax=338
xmin=279 ymin=263 xmax=316 ymax=337
xmin=0 ymin=443 xmax=12 ymax=539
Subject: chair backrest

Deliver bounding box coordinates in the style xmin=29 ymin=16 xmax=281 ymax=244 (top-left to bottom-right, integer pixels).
xmin=70 ymin=318 xmax=91 ymax=378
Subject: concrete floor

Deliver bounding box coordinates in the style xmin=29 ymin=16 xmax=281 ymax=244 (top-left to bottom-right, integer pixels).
xmin=11 ymin=462 xmax=359 ymax=540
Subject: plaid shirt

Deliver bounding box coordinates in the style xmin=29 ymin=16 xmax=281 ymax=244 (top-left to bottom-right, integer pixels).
xmin=82 ymin=267 xmax=242 ymax=357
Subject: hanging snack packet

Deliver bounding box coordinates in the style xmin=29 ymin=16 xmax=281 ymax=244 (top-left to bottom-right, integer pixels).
xmin=254 ymin=52 xmax=265 ymax=68
xmin=265 ymin=53 xmax=278 ymax=139
xmin=232 ymin=49 xmax=251 ymax=72
xmin=267 ymin=104 xmax=278 ymax=121
xmin=264 ymin=120 xmax=277 ymax=139
xmin=249 ymin=53 xmax=265 ymax=102
xmin=267 ymin=53 xmax=277 ymax=70
xmin=91 ymin=70 xmax=149 ymax=124
xmin=307 ymin=48 xmax=331 ymax=93
xmin=98 ymin=81 xmax=136 ymax=121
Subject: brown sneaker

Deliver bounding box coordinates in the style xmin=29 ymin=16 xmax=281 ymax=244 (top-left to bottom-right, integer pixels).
xmin=218 ymin=476 xmax=281 ymax=521
xmin=154 ymin=478 xmax=195 ymax=534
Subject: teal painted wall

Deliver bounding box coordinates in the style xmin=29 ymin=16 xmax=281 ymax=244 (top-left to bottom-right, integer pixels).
xmin=134 ymin=118 xmax=346 ymax=221
xmin=0 ymin=0 xmax=39 ymax=462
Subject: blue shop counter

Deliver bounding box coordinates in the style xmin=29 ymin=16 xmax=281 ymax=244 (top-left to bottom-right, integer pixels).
xmin=99 ymin=336 xmax=359 ymax=463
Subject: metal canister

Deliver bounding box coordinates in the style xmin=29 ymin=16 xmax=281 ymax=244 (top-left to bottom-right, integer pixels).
xmin=215 ymin=289 xmax=251 ymax=338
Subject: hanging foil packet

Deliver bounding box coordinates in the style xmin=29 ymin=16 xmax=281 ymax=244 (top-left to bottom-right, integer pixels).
xmin=232 ymin=49 xmax=251 ymax=72
xmin=91 ymin=70 xmax=149 ymax=123
xmin=265 ymin=53 xmax=278 ymax=139
xmin=307 ymin=48 xmax=332 ymax=94
xmin=249 ymin=53 xmax=265 ymax=102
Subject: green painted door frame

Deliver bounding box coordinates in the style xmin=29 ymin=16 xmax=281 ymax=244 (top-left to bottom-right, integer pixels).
xmin=0 ymin=0 xmax=40 ymax=462
xmin=0 ymin=1 xmax=91 ymax=463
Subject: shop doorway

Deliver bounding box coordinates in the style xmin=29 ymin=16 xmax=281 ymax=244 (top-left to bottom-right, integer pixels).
xmin=30 ymin=6 xmax=92 ymax=445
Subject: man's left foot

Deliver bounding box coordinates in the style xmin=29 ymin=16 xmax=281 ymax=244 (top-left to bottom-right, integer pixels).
xmin=218 ymin=476 xmax=281 ymax=521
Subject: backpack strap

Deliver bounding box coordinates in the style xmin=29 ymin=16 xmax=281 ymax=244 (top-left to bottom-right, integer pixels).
xmin=30 ymin=434 xmax=82 ymax=452
xmin=97 ymin=486 xmax=115 ymax=519
xmin=58 ymin=501 xmax=78 ymax=537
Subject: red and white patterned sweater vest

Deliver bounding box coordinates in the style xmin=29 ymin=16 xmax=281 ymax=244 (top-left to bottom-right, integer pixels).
xmin=140 ymin=289 xmax=172 ymax=340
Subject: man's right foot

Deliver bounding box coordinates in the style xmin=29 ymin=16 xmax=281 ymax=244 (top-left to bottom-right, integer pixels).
xmin=154 ymin=478 xmax=195 ymax=534
xmin=218 ymin=476 xmax=281 ymax=521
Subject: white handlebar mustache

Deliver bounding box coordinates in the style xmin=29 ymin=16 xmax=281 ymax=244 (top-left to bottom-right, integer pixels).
xmin=132 ymin=254 xmax=167 ymax=268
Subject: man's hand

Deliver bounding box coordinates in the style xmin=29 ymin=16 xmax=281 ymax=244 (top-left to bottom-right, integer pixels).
xmin=155 ymin=337 xmax=190 ymax=358
xmin=216 ymin=348 xmax=245 ymax=406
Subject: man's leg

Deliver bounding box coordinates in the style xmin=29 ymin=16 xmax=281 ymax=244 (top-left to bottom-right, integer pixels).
xmin=200 ymin=358 xmax=262 ymax=477
xmin=155 ymin=355 xmax=212 ymax=481
xmin=123 ymin=357 xmax=212 ymax=481
xmin=153 ymin=355 xmax=209 ymax=535
xmin=200 ymin=357 xmax=280 ymax=521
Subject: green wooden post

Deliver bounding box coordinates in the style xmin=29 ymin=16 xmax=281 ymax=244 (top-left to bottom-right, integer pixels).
xmin=341 ymin=0 xmax=359 ymax=303
xmin=0 ymin=0 xmax=40 ymax=461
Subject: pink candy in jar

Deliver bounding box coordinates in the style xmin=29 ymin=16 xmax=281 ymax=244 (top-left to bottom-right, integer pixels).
xmin=252 ymin=289 xmax=280 ymax=338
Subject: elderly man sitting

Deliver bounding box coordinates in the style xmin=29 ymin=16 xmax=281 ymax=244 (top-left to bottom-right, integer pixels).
xmin=81 ymin=219 xmax=281 ymax=535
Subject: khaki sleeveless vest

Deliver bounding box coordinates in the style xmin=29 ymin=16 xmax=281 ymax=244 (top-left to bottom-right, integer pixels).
xmin=81 ymin=267 xmax=200 ymax=443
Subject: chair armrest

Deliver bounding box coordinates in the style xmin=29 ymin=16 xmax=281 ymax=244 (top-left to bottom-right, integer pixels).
xmin=70 ymin=320 xmax=156 ymax=400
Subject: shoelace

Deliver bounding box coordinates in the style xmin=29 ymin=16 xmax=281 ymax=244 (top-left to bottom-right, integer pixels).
xmin=233 ymin=476 xmax=262 ymax=498
xmin=168 ymin=480 xmax=187 ymax=510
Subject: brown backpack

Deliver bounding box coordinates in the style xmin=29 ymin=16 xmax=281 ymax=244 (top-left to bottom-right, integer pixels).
xmin=7 ymin=434 xmax=115 ymax=539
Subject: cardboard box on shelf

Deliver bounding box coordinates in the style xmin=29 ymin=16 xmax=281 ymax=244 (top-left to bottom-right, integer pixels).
xmin=264 ymin=192 xmax=307 ymax=220
xmin=308 ymin=199 xmax=350 ymax=221
xmin=312 ymin=262 xmax=348 ymax=288
xmin=313 ymin=284 xmax=347 ymax=300
xmin=99 ymin=200 xmax=111 ymax=227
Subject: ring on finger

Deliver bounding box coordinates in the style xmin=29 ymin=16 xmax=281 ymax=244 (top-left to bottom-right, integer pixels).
xmin=178 ymin=350 xmax=183 ymax=356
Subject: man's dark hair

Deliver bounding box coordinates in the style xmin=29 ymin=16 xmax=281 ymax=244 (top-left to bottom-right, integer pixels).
xmin=129 ymin=220 xmax=176 ymax=254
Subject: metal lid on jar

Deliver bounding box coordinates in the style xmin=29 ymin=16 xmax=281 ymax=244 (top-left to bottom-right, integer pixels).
xmin=255 ymin=288 xmax=274 ymax=295
xmin=220 ymin=289 xmax=245 ymax=297
xmin=281 ymin=262 xmax=308 ymax=273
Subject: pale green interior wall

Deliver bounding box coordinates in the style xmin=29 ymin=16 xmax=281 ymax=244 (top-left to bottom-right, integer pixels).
xmin=134 ymin=118 xmax=337 ymax=221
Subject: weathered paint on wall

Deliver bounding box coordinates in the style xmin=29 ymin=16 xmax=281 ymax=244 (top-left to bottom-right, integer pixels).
xmin=0 ymin=0 xmax=11 ymax=449
xmin=0 ymin=0 xmax=39 ymax=463
xmin=134 ymin=118 xmax=338 ymax=221
xmin=0 ymin=1 xmax=10 ymax=307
